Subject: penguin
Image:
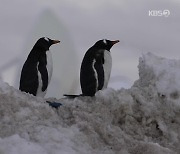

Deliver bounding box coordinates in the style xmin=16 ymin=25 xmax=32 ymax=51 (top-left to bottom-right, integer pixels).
xmin=19 ymin=37 xmax=60 ymax=97
xmin=80 ymin=39 xmax=119 ymax=96
xmin=64 ymin=39 xmax=119 ymax=97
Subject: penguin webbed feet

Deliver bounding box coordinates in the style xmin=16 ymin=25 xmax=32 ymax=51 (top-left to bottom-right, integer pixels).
xmin=46 ymin=101 xmax=62 ymax=109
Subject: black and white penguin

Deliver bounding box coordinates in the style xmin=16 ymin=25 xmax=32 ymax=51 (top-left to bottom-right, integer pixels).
xmin=19 ymin=37 xmax=60 ymax=97
xmin=80 ymin=39 xmax=119 ymax=96
xmin=64 ymin=39 xmax=119 ymax=98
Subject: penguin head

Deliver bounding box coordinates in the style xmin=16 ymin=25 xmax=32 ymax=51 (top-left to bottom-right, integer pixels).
xmin=94 ymin=39 xmax=119 ymax=51
xmin=34 ymin=37 xmax=60 ymax=51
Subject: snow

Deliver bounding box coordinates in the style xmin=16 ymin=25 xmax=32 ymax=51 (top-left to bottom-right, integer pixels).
xmin=0 ymin=52 xmax=180 ymax=154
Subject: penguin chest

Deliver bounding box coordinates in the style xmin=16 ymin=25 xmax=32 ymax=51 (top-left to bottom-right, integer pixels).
xmin=102 ymin=50 xmax=112 ymax=89
xmin=36 ymin=50 xmax=53 ymax=97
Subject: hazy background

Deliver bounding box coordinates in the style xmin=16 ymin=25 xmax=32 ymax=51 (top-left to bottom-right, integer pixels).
xmin=0 ymin=0 xmax=179 ymax=98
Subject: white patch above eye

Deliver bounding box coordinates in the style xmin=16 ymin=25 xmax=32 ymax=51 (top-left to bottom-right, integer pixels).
xmin=103 ymin=39 xmax=107 ymax=44
xmin=44 ymin=37 xmax=49 ymax=42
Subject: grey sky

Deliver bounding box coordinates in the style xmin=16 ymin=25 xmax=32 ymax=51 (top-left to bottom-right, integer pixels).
xmin=0 ymin=0 xmax=179 ymax=97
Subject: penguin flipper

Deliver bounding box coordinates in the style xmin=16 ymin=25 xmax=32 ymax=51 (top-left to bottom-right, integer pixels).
xmin=94 ymin=61 xmax=104 ymax=90
xmin=94 ymin=51 xmax=105 ymax=90
xmin=38 ymin=56 xmax=48 ymax=91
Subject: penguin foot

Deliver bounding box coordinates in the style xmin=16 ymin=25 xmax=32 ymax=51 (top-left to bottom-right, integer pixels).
xmin=46 ymin=101 xmax=62 ymax=109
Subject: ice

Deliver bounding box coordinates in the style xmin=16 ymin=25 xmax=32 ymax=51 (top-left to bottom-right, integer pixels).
xmin=0 ymin=52 xmax=179 ymax=154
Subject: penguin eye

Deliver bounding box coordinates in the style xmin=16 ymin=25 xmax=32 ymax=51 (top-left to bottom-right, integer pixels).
xmin=44 ymin=37 xmax=49 ymax=42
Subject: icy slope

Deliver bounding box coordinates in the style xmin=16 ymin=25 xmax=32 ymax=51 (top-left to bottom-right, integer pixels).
xmin=0 ymin=53 xmax=179 ymax=154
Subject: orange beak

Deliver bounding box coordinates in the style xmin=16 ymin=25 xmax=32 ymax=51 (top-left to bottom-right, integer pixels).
xmin=52 ymin=40 xmax=60 ymax=44
xmin=111 ymin=40 xmax=120 ymax=45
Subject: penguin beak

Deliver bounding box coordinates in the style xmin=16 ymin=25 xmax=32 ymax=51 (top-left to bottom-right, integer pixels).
xmin=111 ymin=40 xmax=120 ymax=45
xmin=52 ymin=40 xmax=60 ymax=44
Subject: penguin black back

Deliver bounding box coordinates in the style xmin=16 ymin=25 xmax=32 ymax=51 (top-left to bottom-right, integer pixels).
xmin=19 ymin=37 xmax=60 ymax=96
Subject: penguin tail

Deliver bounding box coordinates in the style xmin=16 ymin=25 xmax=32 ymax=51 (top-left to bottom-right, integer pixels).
xmin=63 ymin=94 xmax=83 ymax=99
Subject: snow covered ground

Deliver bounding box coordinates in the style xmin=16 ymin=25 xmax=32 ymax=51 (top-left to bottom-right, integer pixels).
xmin=0 ymin=53 xmax=179 ymax=154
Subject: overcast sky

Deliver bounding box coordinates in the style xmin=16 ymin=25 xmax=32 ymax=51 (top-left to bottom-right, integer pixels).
xmin=0 ymin=0 xmax=180 ymax=98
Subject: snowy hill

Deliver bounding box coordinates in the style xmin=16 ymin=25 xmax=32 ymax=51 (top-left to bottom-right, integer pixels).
xmin=0 ymin=53 xmax=179 ymax=154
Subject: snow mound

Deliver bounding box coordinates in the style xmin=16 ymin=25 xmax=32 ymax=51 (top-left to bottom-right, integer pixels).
xmin=138 ymin=52 xmax=180 ymax=105
xmin=0 ymin=53 xmax=179 ymax=154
